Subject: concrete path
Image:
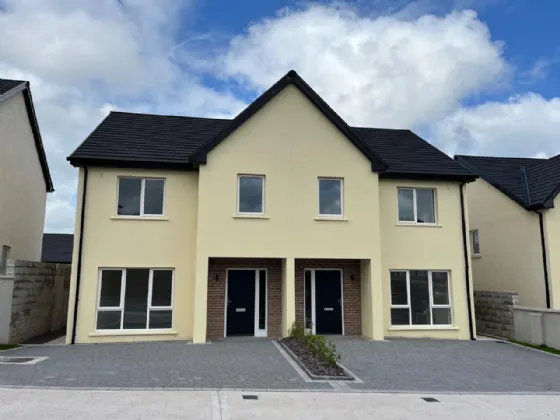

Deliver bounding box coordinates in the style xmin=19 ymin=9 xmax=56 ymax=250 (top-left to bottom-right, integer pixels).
xmin=1 ymin=388 xmax=559 ymax=419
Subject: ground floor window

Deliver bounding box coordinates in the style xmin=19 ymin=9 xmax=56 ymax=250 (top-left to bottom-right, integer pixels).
xmin=390 ymin=270 xmax=452 ymax=326
xmin=96 ymin=268 xmax=173 ymax=331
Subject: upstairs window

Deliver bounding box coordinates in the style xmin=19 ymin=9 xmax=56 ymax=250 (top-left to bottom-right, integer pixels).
xmin=117 ymin=177 xmax=165 ymax=216
xmin=318 ymin=178 xmax=343 ymax=216
xmin=398 ymin=188 xmax=436 ymax=224
xmin=237 ymin=175 xmax=265 ymax=214
xmin=471 ymin=230 xmax=480 ymax=256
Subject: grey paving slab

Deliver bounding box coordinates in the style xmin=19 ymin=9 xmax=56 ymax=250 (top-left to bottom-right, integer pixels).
xmin=334 ymin=338 xmax=560 ymax=393
xmin=0 ymin=340 xmax=330 ymax=390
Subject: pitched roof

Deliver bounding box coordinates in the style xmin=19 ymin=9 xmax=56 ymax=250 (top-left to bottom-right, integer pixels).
xmin=41 ymin=233 xmax=73 ymax=264
xmin=0 ymin=78 xmax=54 ymax=192
xmin=68 ymin=70 xmax=474 ymax=182
xmin=454 ymin=154 xmax=560 ymax=209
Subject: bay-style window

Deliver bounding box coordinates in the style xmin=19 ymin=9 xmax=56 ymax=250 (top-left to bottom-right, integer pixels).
xmin=390 ymin=270 xmax=452 ymax=326
xmin=237 ymin=175 xmax=265 ymax=214
xmin=117 ymin=177 xmax=165 ymax=216
xmin=398 ymin=188 xmax=436 ymax=224
xmin=96 ymin=268 xmax=173 ymax=331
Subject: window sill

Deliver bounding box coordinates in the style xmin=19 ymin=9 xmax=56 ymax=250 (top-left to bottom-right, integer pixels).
xmin=388 ymin=326 xmax=459 ymax=331
xmin=395 ymin=222 xmax=442 ymax=227
xmin=314 ymin=216 xmax=348 ymax=222
xmin=89 ymin=330 xmax=178 ymax=337
xmin=232 ymin=214 xmax=270 ymax=219
xmin=110 ymin=216 xmax=169 ymax=221
xmin=472 ymin=254 xmax=482 ymax=259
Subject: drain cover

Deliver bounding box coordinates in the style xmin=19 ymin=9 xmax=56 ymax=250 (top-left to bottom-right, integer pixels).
xmin=242 ymin=395 xmax=259 ymax=400
xmin=421 ymin=397 xmax=440 ymax=403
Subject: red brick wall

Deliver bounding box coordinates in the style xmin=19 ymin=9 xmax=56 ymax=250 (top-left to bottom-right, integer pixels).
xmin=206 ymin=258 xmax=282 ymax=339
xmin=295 ymin=259 xmax=361 ymax=336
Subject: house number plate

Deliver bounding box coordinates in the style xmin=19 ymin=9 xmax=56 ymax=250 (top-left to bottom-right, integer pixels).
xmin=236 ymin=308 xmax=246 ymax=312
xmin=324 ymin=308 xmax=333 ymax=311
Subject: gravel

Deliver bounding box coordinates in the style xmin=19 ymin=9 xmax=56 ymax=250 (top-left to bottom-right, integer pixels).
xmin=281 ymin=337 xmax=346 ymax=377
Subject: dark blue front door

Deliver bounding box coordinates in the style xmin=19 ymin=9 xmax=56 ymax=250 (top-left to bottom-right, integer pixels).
xmin=315 ymin=270 xmax=343 ymax=335
xmin=226 ymin=270 xmax=255 ymax=336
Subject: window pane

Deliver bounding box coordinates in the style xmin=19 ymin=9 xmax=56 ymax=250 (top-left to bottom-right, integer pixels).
xmin=390 ymin=272 xmax=408 ymax=305
xmin=304 ymin=270 xmax=312 ymax=329
xmin=410 ymin=270 xmax=431 ymax=325
xmin=238 ymin=176 xmax=264 ymax=213
xmin=432 ymin=308 xmax=452 ymax=325
xmin=416 ymin=189 xmax=435 ymax=223
xmin=391 ymin=308 xmax=410 ymax=325
xmin=97 ymin=311 xmax=121 ymax=330
xmin=398 ymin=189 xmax=414 ymax=221
xmin=143 ymin=179 xmax=164 ymax=215
xmin=432 ymin=272 xmax=450 ymax=305
xmin=259 ymin=270 xmax=266 ymax=330
xmin=123 ymin=269 xmax=149 ymax=329
xmin=151 ymin=270 xmax=172 ymax=307
xmin=118 ymin=178 xmax=142 ymax=216
xmin=319 ymin=179 xmax=342 ymax=215
xmin=472 ymin=230 xmax=480 ymax=254
xmin=99 ymin=270 xmax=122 ymax=307
xmin=149 ymin=310 xmax=172 ymax=329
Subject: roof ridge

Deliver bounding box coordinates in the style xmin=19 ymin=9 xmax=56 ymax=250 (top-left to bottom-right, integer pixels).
xmin=350 ymin=125 xmax=410 ymax=132
xmin=109 ymin=110 xmax=233 ymax=122
xmin=455 ymin=154 xmax=546 ymax=162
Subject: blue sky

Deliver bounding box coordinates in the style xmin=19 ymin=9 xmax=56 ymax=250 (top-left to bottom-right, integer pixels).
xmin=0 ymin=0 xmax=559 ymax=232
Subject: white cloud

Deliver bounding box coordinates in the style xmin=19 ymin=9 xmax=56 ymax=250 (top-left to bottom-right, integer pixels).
xmin=221 ymin=7 xmax=509 ymax=128
xmin=431 ymin=93 xmax=560 ymax=157
xmin=0 ymin=0 xmax=245 ymax=233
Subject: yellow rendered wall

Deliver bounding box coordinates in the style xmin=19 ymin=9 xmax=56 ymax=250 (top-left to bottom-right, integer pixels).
xmin=0 ymin=92 xmax=47 ymax=261
xmin=195 ymin=85 xmax=383 ymax=260
xmin=467 ymin=178 xmax=546 ymax=308
xmin=66 ymin=167 xmax=199 ymax=343
xmin=543 ymin=197 xmax=560 ymax=309
xmin=379 ymin=180 xmax=473 ymax=339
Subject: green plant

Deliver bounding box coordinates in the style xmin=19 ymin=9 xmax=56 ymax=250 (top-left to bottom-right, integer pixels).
xmin=305 ymin=334 xmax=341 ymax=367
xmin=288 ymin=321 xmax=307 ymax=341
xmin=0 ymin=344 xmax=19 ymax=351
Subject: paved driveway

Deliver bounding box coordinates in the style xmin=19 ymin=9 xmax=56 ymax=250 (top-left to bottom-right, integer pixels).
xmin=0 ymin=340 xmax=329 ymax=390
xmin=1 ymin=338 xmax=559 ymax=392
xmin=335 ymin=338 xmax=560 ymax=392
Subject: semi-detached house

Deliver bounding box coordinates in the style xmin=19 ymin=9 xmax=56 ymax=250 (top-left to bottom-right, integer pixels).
xmin=66 ymin=71 xmax=477 ymax=344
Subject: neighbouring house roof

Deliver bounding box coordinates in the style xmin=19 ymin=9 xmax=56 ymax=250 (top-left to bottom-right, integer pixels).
xmin=41 ymin=233 xmax=73 ymax=264
xmin=68 ymin=70 xmax=474 ymax=182
xmin=455 ymin=154 xmax=560 ymax=209
xmin=0 ymin=78 xmax=54 ymax=192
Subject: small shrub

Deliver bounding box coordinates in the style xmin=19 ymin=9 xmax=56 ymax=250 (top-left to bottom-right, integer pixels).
xmin=306 ymin=335 xmax=341 ymax=367
xmin=288 ymin=321 xmax=307 ymax=341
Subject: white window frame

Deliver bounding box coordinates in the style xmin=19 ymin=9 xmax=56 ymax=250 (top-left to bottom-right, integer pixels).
xmin=397 ymin=187 xmax=437 ymax=224
xmin=389 ymin=270 xmax=452 ymax=327
xmin=116 ymin=177 xmax=166 ymax=217
xmin=471 ymin=229 xmax=480 ymax=256
xmin=318 ymin=178 xmax=344 ymax=217
xmin=237 ymin=175 xmax=265 ymax=215
xmin=96 ymin=268 xmax=174 ymax=332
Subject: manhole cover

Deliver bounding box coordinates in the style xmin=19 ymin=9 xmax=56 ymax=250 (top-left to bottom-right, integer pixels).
xmin=0 ymin=356 xmax=47 ymax=365
xmin=242 ymin=395 xmax=259 ymax=400
xmin=421 ymin=397 xmax=440 ymax=403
